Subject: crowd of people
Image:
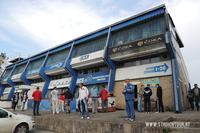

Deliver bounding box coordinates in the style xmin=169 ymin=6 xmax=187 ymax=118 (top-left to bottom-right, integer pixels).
xmin=11 ymin=80 xmax=200 ymax=122
xmin=12 ymin=91 xmax=28 ymax=112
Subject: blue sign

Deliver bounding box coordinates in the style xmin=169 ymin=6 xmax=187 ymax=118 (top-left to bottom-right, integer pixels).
xmin=144 ymin=63 xmax=168 ymax=74
xmin=45 ymin=62 xmax=64 ymax=71
xmin=77 ymin=71 xmax=109 ymax=85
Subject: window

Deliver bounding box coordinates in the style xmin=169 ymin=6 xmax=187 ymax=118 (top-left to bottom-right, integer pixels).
xmin=72 ymin=36 xmax=107 ymax=58
xmin=0 ymin=109 xmax=8 ymax=118
xmin=2 ymin=69 xmax=12 ymax=80
xmin=27 ymin=57 xmax=45 ymax=74
xmin=12 ymin=64 xmax=26 ymax=75
xmin=110 ymin=16 xmax=165 ymax=47
xmin=46 ymin=49 xmax=69 ymax=67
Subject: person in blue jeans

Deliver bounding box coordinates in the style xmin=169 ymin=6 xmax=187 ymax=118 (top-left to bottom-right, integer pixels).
xmin=78 ymin=83 xmax=90 ymax=119
xmin=90 ymin=86 xmax=99 ymax=113
xmin=123 ymin=79 xmax=135 ymax=121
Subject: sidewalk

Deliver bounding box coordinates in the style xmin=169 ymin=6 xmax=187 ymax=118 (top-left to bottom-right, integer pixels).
xmin=12 ymin=109 xmax=200 ymax=133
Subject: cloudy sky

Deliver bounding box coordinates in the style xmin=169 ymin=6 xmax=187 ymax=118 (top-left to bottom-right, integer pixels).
xmin=0 ymin=0 xmax=200 ymax=84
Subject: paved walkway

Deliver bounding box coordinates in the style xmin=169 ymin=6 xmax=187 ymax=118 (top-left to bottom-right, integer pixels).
xmin=13 ymin=109 xmax=200 ymax=123
xmin=10 ymin=109 xmax=200 ymax=133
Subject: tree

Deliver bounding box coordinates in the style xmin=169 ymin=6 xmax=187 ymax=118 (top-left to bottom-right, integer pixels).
xmin=0 ymin=52 xmax=9 ymax=76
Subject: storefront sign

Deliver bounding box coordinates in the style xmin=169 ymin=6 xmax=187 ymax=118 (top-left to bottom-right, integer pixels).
xmin=49 ymin=77 xmax=71 ymax=89
xmin=115 ymin=61 xmax=172 ymax=81
xmin=71 ymin=50 xmax=104 ymax=66
xmin=80 ymin=54 xmax=89 ymax=61
xmin=77 ymin=71 xmax=109 ymax=85
xmin=144 ymin=63 xmax=168 ymax=74
xmin=110 ymin=34 xmax=165 ymax=54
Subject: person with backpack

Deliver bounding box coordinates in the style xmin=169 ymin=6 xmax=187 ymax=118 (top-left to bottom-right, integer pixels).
xmin=143 ymin=84 xmax=152 ymax=114
xmin=187 ymin=89 xmax=194 ymax=110
xmin=192 ymin=84 xmax=200 ymax=111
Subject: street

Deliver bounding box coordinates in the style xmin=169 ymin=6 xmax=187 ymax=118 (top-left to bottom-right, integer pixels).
xmin=31 ymin=129 xmax=55 ymax=133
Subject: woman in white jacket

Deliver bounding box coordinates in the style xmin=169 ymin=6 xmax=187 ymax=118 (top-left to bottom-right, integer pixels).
xmin=78 ymin=83 xmax=90 ymax=119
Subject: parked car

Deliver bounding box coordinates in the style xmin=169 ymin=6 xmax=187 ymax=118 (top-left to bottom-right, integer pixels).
xmin=0 ymin=107 xmax=35 ymax=133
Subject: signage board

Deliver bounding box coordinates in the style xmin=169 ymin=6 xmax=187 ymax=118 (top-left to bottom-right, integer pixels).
xmin=71 ymin=50 xmax=104 ymax=66
xmin=110 ymin=34 xmax=165 ymax=54
xmin=115 ymin=61 xmax=172 ymax=81
xmin=49 ymin=77 xmax=72 ymax=89
xmin=77 ymin=71 xmax=109 ymax=85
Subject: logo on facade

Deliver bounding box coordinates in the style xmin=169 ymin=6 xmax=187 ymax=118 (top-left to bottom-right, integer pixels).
xmin=80 ymin=54 xmax=89 ymax=61
xmin=144 ymin=63 xmax=169 ymax=74
xmin=110 ymin=34 xmax=164 ymax=54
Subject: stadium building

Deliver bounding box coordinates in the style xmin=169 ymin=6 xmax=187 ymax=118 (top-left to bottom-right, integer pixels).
xmin=0 ymin=5 xmax=189 ymax=112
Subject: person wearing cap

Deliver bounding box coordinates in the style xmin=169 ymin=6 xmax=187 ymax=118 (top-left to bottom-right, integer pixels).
xmin=32 ymin=87 xmax=42 ymax=116
xmin=122 ymin=79 xmax=135 ymax=121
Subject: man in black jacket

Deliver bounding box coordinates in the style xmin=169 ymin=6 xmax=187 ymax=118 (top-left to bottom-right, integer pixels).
xmin=143 ymin=84 xmax=152 ymax=113
xmin=156 ymin=84 xmax=164 ymax=112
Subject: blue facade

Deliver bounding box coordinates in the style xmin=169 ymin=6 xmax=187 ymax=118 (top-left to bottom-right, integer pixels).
xmin=0 ymin=5 xmax=187 ymax=112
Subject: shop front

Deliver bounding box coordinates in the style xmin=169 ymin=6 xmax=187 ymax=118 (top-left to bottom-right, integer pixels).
xmin=75 ymin=70 xmax=116 ymax=112
xmin=114 ymin=60 xmax=173 ymax=111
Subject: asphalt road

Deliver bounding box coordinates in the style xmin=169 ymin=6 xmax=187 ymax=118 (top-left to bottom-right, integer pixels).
xmin=31 ymin=129 xmax=55 ymax=133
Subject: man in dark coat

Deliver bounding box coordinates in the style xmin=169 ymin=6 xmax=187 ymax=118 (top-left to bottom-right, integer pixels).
xmin=156 ymin=84 xmax=164 ymax=112
xmin=143 ymin=84 xmax=152 ymax=113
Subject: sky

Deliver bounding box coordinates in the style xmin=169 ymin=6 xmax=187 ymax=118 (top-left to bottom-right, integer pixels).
xmin=0 ymin=0 xmax=200 ymax=85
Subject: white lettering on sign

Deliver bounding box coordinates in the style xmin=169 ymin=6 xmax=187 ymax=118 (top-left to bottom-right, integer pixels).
xmin=115 ymin=61 xmax=172 ymax=81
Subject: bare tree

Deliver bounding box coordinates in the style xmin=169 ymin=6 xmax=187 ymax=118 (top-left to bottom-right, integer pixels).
xmin=0 ymin=53 xmax=9 ymax=76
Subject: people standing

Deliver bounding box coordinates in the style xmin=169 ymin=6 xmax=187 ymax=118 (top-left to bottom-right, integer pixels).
xmin=12 ymin=92 xmax=19 ymax=112
xmin=137 ymin=84 xmax=144 ymax=112
xmin=64 ymin=88 xmax=73 ymax=113
xmin=78 ymin=83 xmax=90 ymax=119
xmin=50 ymin=87 xmax=59 ymax=115
xmin=143 ymin=84 xmax=152 ymax=114
xmin=21 ymin=91 xmax=28 ymax=111
xmin=156 ymin=84 xmax=164 ymax=113
xmin=123 ymin=79 xmax=135 ymax=121
xmin=99 ymin=85 xmax=109 ymax=113
xmin=192 ymin=84 xmax=200 ymax=111
xmin=59 ymin=89 xmax=65 ymax=113
xmin=90 ymin=86 xmax=99 ymax=113
xmin=187 ymin=89 xmax=194 ymax=111
xmin=32 ymin=87 xmax=42 ymax=116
